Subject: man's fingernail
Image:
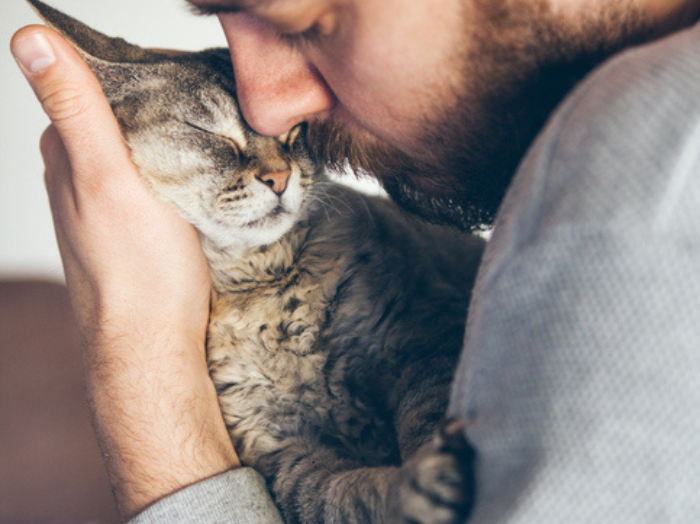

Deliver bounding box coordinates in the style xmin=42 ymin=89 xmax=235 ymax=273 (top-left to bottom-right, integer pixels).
xmin=13 ymin=32 xmax=56 ymax=74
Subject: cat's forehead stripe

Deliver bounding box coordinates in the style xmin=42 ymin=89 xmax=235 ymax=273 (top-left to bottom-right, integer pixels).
xmin=203 ymin=94 xmax=248 ymax=149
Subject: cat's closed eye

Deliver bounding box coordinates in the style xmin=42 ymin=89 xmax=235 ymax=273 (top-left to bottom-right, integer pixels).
xmin=184 ymin=121 xmax=243 ymax=158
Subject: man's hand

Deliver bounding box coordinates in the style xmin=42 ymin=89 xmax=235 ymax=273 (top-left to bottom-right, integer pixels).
xmin=11 ymin=26 xmax=240 ymax=519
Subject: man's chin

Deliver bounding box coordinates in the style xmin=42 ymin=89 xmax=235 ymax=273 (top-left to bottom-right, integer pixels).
xmin=306 ymin=119 xmax=502 ymax=232
xmin=382 ymin=181 xmax=494 ymax=233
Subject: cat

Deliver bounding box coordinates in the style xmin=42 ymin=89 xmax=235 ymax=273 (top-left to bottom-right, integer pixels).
xmin=28 ymin=1 xmax=484 ymax=523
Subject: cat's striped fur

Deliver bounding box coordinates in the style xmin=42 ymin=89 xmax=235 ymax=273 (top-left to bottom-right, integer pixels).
xmin=205 ymin=180 xmax=482 ymax=523
xmin=29 ymin=1 xmax=482 ymax=522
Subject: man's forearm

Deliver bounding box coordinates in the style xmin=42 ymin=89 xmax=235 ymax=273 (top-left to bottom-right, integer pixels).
xmin=84 ymin=328 xmax=239 ymax=520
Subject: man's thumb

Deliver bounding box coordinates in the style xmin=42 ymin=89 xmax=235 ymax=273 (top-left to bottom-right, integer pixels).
xmin=11 ymin=25 xmax=127 ymax=169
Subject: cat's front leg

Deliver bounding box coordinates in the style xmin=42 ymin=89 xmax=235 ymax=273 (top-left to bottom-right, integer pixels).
xmin=386 ymin=419 xmax=475 ymax=524
xmin=254 ymin=424 xmax=474 ymax=524
xmin=255 ymin=435 xmax=399 ymax=524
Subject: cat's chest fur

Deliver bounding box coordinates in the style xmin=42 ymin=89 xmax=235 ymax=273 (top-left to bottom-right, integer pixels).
xmin=204 ymin=183 xmax=481 ymax=468
xmin=205 ymin=187 xmax=395 ymax=465
xmin=208 ymin=269 xmax=350 ymax=465
xmin=208 ymin=235 xmax=346 ymax=427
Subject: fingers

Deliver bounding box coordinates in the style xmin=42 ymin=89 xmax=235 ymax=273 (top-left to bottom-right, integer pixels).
xmin=10 ymin=25 xmax=132 ymax=180
xmin=11 ymin=24 xmax=151 ymax=234
xmin=11 ymin=24 xmax=210 ymax=327
xmin=12 ymin=25 xmax=161 ymax=321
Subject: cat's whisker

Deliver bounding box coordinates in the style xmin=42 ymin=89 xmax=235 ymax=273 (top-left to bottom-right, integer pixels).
xmin=356 ymin=194 xmax=377 ymax=229
xmin=314 ymin=193 xmax=346 ymax=220
xmin=306 ymin=192 xmax=334 ymax=223
xmin=306 ymin=185 xmax=357 ymax=220
xmin=318 ymin=190 xmax=355 ymax=217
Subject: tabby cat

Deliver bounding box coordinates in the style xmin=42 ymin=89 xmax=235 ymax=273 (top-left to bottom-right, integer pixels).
xmin=29 ymin=1 xmax=483 ymax=522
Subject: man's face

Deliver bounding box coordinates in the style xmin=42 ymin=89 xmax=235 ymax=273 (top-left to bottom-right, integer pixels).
xmin=188 ymin=0 xmax=646 ymax=230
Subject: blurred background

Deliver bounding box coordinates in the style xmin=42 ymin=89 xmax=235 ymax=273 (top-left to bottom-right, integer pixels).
xmin=1 ymin=1 xmax=224 ymax=522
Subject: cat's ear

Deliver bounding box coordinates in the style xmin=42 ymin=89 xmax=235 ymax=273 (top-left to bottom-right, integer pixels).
xmin=27 ymin=0 xmax=165 ymax=100
xmin=27 ymin=0 xmax=163 ymax=63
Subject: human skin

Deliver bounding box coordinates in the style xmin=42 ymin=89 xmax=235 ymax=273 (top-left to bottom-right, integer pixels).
xmin=10 ymin=29 xmax=239 ymax=520
xmin=207 ymin=0 xmax=700 ymax=231
xmin=9 ymin=0 xmax=700 ymax=518
xmin=218 ymin=0 xmax=699 ymax=143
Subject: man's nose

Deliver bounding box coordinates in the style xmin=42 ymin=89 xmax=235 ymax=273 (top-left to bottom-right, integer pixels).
xmin=219 ymin=13 xmax=336 ymax=137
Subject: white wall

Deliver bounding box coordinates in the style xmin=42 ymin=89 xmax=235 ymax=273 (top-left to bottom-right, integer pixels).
xmin=0 ymin=0 xmax=225 ymax=281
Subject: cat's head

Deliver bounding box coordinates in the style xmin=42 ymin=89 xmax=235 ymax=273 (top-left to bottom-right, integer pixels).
xmin=28 ymin=0 xmax=319 ymax=250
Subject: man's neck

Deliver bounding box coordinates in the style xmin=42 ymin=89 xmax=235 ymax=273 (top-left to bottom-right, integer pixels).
xmin=644 ymin=0 xmax=700 ymax=36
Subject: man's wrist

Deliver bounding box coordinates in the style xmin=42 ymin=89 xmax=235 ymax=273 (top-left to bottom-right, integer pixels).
xmin=82 ymin=331 xmax=239 ymax=519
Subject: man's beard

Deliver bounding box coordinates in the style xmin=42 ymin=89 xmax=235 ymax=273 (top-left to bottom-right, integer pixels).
xmin=307 ymin=0 xmax=650 ymax=232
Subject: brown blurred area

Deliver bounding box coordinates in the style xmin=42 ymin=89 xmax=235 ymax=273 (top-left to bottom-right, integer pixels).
xmin=0 ymin=280 xmax=119 ymax=524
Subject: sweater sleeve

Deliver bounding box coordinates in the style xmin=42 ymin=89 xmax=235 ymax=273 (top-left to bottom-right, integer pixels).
xmin=128 ymin=468 xmax=284 ymax=524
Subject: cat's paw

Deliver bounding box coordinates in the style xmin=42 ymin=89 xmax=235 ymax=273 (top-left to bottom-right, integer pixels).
xmin=389 ymin=419 xmax=476 ymax=524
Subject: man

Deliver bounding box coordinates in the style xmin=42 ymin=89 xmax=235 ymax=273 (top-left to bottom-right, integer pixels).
xmin=10 ymin=0 xmax=700 ymax=521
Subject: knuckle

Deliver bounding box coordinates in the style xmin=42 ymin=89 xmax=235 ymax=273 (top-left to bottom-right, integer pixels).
xmin=39 ymin=84 xmax=92 ymax=124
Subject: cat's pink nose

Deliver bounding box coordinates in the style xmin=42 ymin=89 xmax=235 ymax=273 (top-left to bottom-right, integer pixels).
xmin=257 ymin=170 xmax=291 ymax=196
